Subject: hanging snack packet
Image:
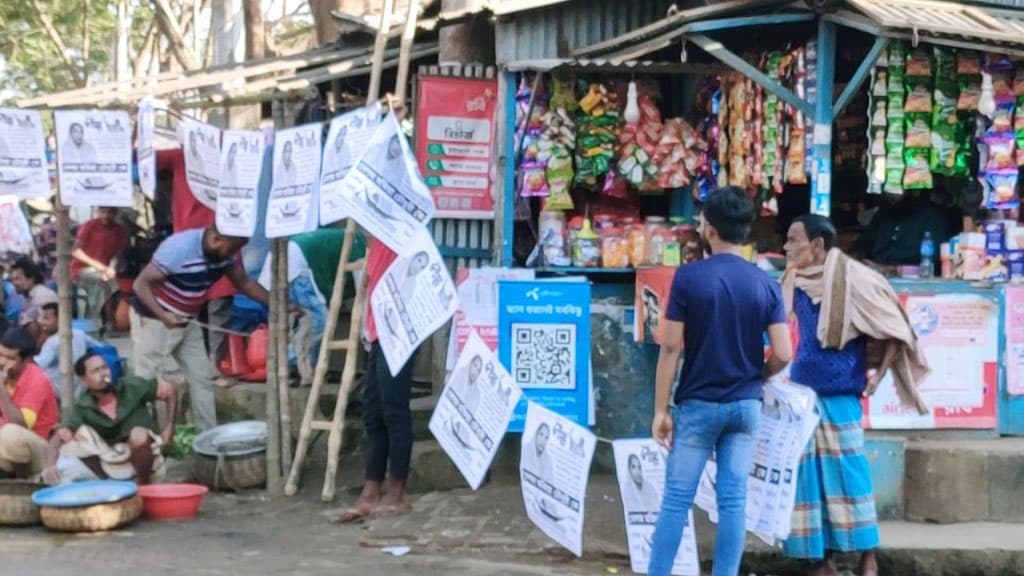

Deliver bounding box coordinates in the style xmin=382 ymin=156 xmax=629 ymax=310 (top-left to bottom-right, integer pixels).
xmin=545 ymin=145 xmax=574 ymax=210
xmin=873 ymin=69 xmax=888 ymax=96
xmin=992 ymin=102 xmax=1015 ymax=133
xmin=903 ymin=148 xmax=933 ymax=189
xmin=888 ymin=42 xmax=907 ymax=67
xmin=871 ymin=101 xmax=888 ymax=127
xmin=985 ymin=169 xmax=1020 ymax=210
xmin=958 ymin=76 xmax=982 ymax=111
xmin=885 ymin=161 xmax=905 ymax=194
xmin=905 ymin=78 xmax=933 ymax=113
xmin=906 ymin=48 xmax=932 ymax=76
xmin=993 ymin=72 xmax=1014 ymax=104
xmin=888 ymin=66 xmax=906 ymax=95
xmin=934 ymin=48 xmax=956 ymax=78
xmin=520 ymin=161 xmax=549 ymax=197
xmin=905 ymin=113 xmax=932 ymax=148
xmin=985 ymin=52 xmax=1014 ymax=72
xmin=887 ymin=92 xmax=905 ymax=120
xmin=931 ymin=117 xmax=958 ymax=174
xmin=957 ymin=51 xmax=981 ymax=75
xmin=1014 ymin=69 xmax=1024 ymax=96
xmin=985 ymin=133 xmax=1016 ymax=171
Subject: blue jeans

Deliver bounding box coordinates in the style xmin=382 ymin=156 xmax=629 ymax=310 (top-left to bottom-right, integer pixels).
xmin=288 ymin=274 xmax=327 ymax=366
xmin=649 ymin=398 xmax=762 ymax=576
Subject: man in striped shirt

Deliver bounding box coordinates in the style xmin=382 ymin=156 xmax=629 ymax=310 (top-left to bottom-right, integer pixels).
xmin=131 ymin=227 xmax=269 ymax=431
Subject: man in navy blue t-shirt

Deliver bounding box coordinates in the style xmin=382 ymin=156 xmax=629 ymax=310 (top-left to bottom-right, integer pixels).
xmin=647 ymin=186 xmax=792 ymax=576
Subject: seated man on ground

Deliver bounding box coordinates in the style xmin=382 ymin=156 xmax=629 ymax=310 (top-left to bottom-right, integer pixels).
xmin=0 ymin=327 xmax=59 ymax=479
xmin=34 ymin=302 xmax=103 ymax=400
xmin=44 ymin=352 xmax=176 ymax=485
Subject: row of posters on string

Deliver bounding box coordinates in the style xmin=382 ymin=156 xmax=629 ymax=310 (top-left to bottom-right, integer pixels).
xmin=0 ymin=101 xmax=432 ymax=241
xmin=1 ymin=102 xmax=822 ymax=573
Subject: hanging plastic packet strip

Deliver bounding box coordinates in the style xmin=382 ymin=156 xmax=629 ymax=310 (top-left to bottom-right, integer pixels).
xmin=985 ymin=169 xmax=1020 ymax=210
xmin=903 ymin=148 xmax=933 ymax=189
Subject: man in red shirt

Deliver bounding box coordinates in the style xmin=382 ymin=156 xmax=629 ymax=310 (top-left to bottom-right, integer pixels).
xmin=72 ymin=207 xmax=129 ymax=319
xmin=0 ymin=327 xmax=58 ymax=478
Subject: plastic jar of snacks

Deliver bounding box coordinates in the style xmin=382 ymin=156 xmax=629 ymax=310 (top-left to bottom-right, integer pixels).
xmin=600 ymin=227 xmax=629 ymax=268
xmin=650 ymin=228 xmax=675 ymax=266
xmin=625 ymin=218 xmax=647 ymax=267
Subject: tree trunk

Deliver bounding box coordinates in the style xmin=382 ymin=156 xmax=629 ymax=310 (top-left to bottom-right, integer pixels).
xmin=154 ymin=0 xmax=201 ymax=70
xmin=116 ymin=0 xmax=132 ymax=86
xmin=439 ymin=0 xmax=493 ymax=66
xmin=243 ymin=0 xmax=264 ymax=59
xmin=28 ymin=0 xmax=86 ymax=86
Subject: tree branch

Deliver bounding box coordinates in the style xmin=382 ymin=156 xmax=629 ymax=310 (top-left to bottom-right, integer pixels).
xmin=154 ymin=0 xmax=200 ymax=70
xmin=82 ymin=0 xmax=91 ymax=60
xmin=132 ymin=21 xmax=158 ymax=76
xmin=28 ymin=0 xmax=86 ymax=86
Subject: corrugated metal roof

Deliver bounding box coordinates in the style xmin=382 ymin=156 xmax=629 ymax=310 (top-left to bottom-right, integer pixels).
xmin=495 ymin=0 xmax=676 ymax=64
xmin=845 ymin=0 xmax=1024 ymax=50
xmin=489 ymin=0 xmax=573 ymax=16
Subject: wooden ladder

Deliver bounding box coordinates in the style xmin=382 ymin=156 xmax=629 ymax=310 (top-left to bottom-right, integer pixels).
xmin=285 ymin=218 xmax=366 ymax=501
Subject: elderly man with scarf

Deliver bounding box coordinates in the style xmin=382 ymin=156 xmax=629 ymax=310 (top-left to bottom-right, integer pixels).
xmin=781 ymin=214 xmax=929 ymax=576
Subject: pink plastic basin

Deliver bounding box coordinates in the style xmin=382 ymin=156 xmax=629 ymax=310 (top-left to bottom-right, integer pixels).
xmin=137 ymin=483 xmax=209 ymax=521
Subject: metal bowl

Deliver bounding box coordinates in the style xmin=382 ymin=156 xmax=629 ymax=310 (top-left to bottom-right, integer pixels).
xmin=192 ymin=420 xmax=267 ymax=458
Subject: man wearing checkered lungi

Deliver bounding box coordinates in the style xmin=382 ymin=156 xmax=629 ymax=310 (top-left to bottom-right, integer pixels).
xmin=781 ymin=214 xmax=930 ymax=576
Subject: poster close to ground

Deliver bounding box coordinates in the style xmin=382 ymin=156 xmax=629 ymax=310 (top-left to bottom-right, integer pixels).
xmin=634 ymin=267 xmax=676 ymax=345
xmin=215 ymin=130 xmax=264 ymax=238
xmin=612 ymin=438 xmax=700 ymax=575
xmin=0 ymin=108 xmax=49 ymax=199
xmin=498 ymin=280 xmax=591 ymax=432
xmin=136 ymin=98 xmax=159 ymax=200
xmin=329 ymin=114 xmax=435 ymax=256
xmin=415 ymin=76 xmax=498 ymax=218
xmin=54 ymin=110 xmax=133 ymax=207
xmin=266 ymin=123 xmax=322 ymax=238
xmin=520 ymin=401 xmax=596 ymax=558
xmin=371 ymin=228 xmax=459 ymax=376
xmin=177 ymin=117 xmax=222 ymax=210
xmin=863 ymin=292 xmax=998 ymax=429
xmin=0 ymin=195 xmax=35 ymax=255
xmin=429 ymin=332 xmax=523 ymax=490
xmin=319 ymin=104 xmax=382 ymax=226
xmin=446 ymin=267 xmax=536 ymax=370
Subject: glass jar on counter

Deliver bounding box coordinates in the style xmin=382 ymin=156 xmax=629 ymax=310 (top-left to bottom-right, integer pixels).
xmin=600 ymin=227 xmax=629 ymax=268
xmin=650 ymin=228 xmax=675 ymax=266
xmin=538 ymin=210 xmax=566 ymax=264
xmin=625 ymin=218 xmax=647 ymax=267
xmin=573 ymin=218 xmax=601 ymax=267
xmin=674 ymin=224 xmax=703 ymax=263
xmin=645 ymin=216 xmax=668 ymax=264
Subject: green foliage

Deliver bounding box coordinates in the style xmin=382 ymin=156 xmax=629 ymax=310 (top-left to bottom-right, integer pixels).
xmin=0 ymin=0 xmax=155 ymax=103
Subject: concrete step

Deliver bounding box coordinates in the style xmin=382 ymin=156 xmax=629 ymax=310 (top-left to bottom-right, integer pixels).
xmin=904 ymin=437 xmax=1024 ymax=523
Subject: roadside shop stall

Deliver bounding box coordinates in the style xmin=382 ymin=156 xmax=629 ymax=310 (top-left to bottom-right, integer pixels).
xmin=491 ymin=0 xmax=1024 ymax=440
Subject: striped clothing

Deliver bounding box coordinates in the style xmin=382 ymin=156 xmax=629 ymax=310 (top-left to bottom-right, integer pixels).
xmin=132 ymin=228 xmax=237 ymax=319
xmin=783 ymin=395 xmax=880 ymax=559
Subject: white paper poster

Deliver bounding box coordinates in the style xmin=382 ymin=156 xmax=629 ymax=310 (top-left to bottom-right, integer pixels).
xmin=177 ymin=118 xmax=222 ymax=209
xmin=266 ymin=123 xmax=322 ymax=238
xmin=136 ymin=97 xmax=159 ymax=200
xmin=215 ymin=130 xmax=264 ymax=237
xmin=520 ymin=401 xmax=596 ymax=558
xmin=0 ymin=109 xmax=49 ymax=199
xmin=326 ymin=114 xmax=434 ymax=255
xmin=54 ymin=110 xmax=133 ymax=207
xmin=371 ymin=229 xmax=459 ymax=375
xmin=695 ymin=377 xmax=819 ymax=545
xmin=319 ymin=104 xmax=382 ymax=226
xmin=612 ymin=439 xmax=700 ymax=575
xmin=446 ymin=267 xmax=536 ymax=370
xmin=429 ymin=332 xmax=523 ymax=490
xmin=0 ymin=195 xmax=34 ymax=255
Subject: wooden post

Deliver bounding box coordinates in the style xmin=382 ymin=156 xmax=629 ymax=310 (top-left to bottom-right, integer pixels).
xmin=54 ymin=197 xmax=74 ymax=414
xmin=394 ymin=0 xmax=421 ymax=103
xmin=276 ymin=235 xmax=292 ymax=475
xmin=367 ymin=0 xmax=396 ymax=104
xmin=265 ymin=99 xmax=284 ymax=496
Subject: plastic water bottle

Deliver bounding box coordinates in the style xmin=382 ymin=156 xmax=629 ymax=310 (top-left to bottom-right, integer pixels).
xmin=920 ymin=231 xmax=935 ymax=279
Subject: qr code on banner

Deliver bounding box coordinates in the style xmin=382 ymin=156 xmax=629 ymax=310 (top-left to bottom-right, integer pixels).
xmin=511 ymin=323 xmax=576 ymax=390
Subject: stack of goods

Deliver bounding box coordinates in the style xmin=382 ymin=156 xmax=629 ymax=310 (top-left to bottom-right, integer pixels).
xmin=516 ymin=76 xmax=552 ymax=199
xmin=541 ymin=76 xmax=578 ymax=210
xmin=574 ymin=82 xmax=620 ymax=188
xmin=981 ymin=54 xmax=1020 ymax=211
xmin=617 ymin=88 xmax=662 ymax=189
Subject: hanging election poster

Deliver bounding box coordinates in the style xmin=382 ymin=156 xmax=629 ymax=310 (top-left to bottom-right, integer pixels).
xmin=54 ymin=110 xmax=133 ymax=207
xmin=215 ymin=130 xmax=264 ymax=237
xmin=0 ymin=108 xmax=49 ymax=199
xmin=266 ymin=123 xmax=322 ymax=238
xmin=177 ymin=117 xmax=222 ymax=209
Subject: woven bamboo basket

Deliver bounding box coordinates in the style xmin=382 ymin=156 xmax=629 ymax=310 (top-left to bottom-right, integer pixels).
xmin=39 ymin=493 xmax=143 ymax=532
xmin=0 ymin=480 xmax=42 ymax=526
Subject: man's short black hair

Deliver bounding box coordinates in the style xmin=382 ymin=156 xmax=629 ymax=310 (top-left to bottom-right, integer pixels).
xmin=0 ymin=327 xmax=36 ymax=359
xmin=42 ymin=302 xmax=59 ymax=315
xmin=74 ymin=351 xmax=103 ymax=377
xmin=793 ymin=213 xmax=837 ymax=250
xmin=702 ymin=186 xmax=755 ymax=245
xmin=10 ymin=257 xmax=43 ymax=284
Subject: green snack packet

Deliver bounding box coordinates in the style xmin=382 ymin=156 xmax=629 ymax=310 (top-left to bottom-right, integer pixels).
xmin=885 ymin=162 xmax=905 ymax=193
xmin=888 ymin=66 xmax=906 ymax=94
xmin=903 ymin=148 xmax=933 ymax=189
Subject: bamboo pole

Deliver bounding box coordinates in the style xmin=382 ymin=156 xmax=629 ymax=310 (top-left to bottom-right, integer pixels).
xmin=54 ymin=197 xmax=74 ymax=415
xmin=276 ymin=234 xmax=293 ymax=475
xmin=264 ymin=99 xmax=284 ymax=496
xmin=394 ymin=0 xmax=421 ymax=103
xmin=367 ymin=0 xmax=396 ymax=104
